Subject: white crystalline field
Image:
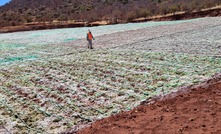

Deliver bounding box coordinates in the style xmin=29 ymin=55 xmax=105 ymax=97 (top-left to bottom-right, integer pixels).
xmin=0 ymin=19 xmax=195 ymax=45
xmin=0 ymin=17 xmax=221 ymax=133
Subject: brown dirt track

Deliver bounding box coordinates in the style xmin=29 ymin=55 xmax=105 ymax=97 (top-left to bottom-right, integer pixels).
xmin=77 ymin=73 xmax=221 ymax=134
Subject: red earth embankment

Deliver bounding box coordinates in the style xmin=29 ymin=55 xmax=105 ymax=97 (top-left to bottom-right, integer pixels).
xmin=132 ymin=7 xmax=221 ymax=22
xmin=77 ymin=73 xmax=221 ymax=134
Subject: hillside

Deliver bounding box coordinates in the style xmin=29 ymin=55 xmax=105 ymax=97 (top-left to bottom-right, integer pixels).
xmin=0 ymin=0 xmax=221 ymax=28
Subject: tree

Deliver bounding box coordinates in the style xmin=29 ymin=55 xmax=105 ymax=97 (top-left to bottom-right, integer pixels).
xmin=169 ymin=4 xmax=179 ymax=14
xmin=125 ymin=11 xmax=136 ymax=21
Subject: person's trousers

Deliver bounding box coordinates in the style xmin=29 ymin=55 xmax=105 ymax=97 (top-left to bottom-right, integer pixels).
xmin=88 ymin=40 xmax=93 ymax=49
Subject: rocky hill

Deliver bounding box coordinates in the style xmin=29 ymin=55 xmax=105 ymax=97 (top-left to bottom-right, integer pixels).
xmin=0 ymin=0 xmax=221 ymax=28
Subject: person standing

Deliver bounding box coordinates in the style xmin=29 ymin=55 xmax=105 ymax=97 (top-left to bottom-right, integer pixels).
xmin=87 ymin=30 xmax=95 ymax=49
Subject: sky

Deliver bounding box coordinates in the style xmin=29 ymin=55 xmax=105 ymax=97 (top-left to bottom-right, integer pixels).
xmin=0 ymin=0 xmax=10 ymax=6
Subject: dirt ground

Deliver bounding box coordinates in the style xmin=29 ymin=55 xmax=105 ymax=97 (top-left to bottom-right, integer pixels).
xmin=77 ymin=73 xmax=221 ymax=134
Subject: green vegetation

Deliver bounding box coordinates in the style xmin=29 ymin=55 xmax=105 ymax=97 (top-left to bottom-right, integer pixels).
xmin=1 ymin=16 xmax=221 ymax=133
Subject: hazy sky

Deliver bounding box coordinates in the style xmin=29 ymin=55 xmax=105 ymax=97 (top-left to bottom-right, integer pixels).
xmin=0 ymin=0 xmax=10 ymax=6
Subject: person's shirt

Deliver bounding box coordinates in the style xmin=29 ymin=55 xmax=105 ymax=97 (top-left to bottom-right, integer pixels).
xmin=87 ymin=32 xmax=93 ymax=41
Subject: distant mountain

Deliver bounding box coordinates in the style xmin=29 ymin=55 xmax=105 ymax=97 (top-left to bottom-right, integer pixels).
xmin=0 ymin=0 xmax=220 ymax=28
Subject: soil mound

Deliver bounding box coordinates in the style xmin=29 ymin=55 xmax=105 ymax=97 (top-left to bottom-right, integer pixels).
xmin=77 ymin=73 xmax=221 ymax=134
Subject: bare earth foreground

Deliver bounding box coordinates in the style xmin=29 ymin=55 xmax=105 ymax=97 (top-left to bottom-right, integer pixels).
xmin=77 ymin=74 xmax=221 ymax=134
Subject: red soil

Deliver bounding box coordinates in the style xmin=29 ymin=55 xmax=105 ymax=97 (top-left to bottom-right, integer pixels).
xmin=77 ymin=73 xmax=221 ymax=134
